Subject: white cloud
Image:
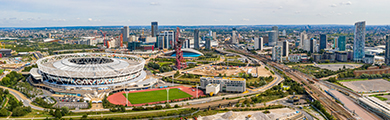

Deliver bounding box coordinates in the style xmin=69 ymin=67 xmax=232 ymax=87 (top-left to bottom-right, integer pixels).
xmin=150 ymin=2 xmax=160 ymax=5
xmin=213 ymin=19 xmax=219 ymax=22
xmin=278 ymin=6 xmax=283 ymax=9
xmin=88 ymin=18 xmax=92 ymax=21
xmin=229 ymin=18 xmax=233 ymax=21
xmin=330 ymin=4 xmax=337 ymax=7
xmin=345 ymin=1 xmax=352 ymax=5
xmin=242 ymin=18 xmax=249 ymax=21
xmin=295 ymin=11 xmax=301 ymax=14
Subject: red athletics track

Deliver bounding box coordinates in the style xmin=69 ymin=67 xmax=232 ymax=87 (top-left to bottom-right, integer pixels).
xmin=107 ymin=86 xmax=205 ymax=106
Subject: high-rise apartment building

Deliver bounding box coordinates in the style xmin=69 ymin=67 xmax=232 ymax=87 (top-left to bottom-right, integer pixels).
xmin=122 ymin=26 xmax=129 ymax=42
xmin=385 ymin=35 xmax=390 ymax=65
xmin=300 ymin=31 xmax=308 ymax=48
xmin=320 ymin=34 xmax=327 ymax=51
xmin=338 ymin=36 xmax=346 ymax=51
xmin=151 ymin=22 xmax=158 ymax=37
xmin=268 ymin=30 xmax=277 ymax=46
xmin=283 ymin=40 xmax=289 ymax=57
xmin=303 ymin=39 xmax=310 ymax=52
xmin=272 ymin=26 xmax=278 ymax=35
xmin=212 ymin=32 xmax=216 ymax=40
xmin=254 ymin=37 xmax=263 ymax=50
xmin=231 ymin=28 xmax=238 ymax=44
xmin=157 ymin=31 xmax=175 ymax=49
xmin=310 ymin=38 xmax=317 ymax=53
xmin=205 ymin=36 xmax=211 ymax=50
xmin=353 ymin=21 xmax=366 ymax=61
xmin=194 ymin=29 xmax=200 ymax=49
xmin=272 ymin=46 xmax=282 ymax=62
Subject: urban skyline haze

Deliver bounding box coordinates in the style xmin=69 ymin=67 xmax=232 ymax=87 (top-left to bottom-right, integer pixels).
xmin=0 ymin=0 xmax=389 ymax=27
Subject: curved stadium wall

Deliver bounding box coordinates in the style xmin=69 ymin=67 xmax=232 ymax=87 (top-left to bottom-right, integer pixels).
xmin=36 ymin=53 xmax=146 ymax=89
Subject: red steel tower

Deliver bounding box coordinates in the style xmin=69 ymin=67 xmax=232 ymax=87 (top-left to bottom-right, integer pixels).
xmin=175 ymin=27 xmax=187 ymax=69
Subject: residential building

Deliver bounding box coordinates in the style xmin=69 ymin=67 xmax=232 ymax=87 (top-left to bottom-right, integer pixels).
xmin=385 ymin=35 xmax=390 ymax=65
xmin=310 ymin=38 xmax=317 ymax=53
xmin=231 ymin=28 xmax=238 ymax=44
xmin=194 ymin=29 xmax=200 ymax=49
xmin=121 ymin=26 xmax=129 ymax=42
xmin=353 ymin=21 xmax=366 ymax=61
xmin=254 ymin=37 xmax=263 ymax=50
xmin=300 ymin=31 xmax=308 ymax=48
xmin=303 ymin=39 xmax=310 ymax=52
xmin=205 ymin=36 xmax=211 ymax=50
xmin=336 ymin=51 xmax=348 ymax=62
xmin=212 ymin=32 xmax=217 ymax=40
xmin=272 ymin=26 xmax=278 ymax=36
xmin=283 ymin=40 xmax=289 ymax=57
xmin=151 ymin=22 xmax=158 ymax=37
xmin=272 ymin=46 xmax=282 ymax=62
xmin=200 ymin=77 xmax=246 ymax=93
xmin=268 ymin=30 xmax=277 ymax=46
xmin=157 ymin=31 xmax=175 ymax=49
xmin=320 ymin=34 xmax=327 ymax=51
xmin=338 ymin=36 xmax=346 ymax=51
xmin=363 ymin=54 xmax=374 ymax=64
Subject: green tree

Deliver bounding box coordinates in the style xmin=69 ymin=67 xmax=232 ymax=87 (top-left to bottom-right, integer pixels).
xmin=0 ymin=109 xmax=8 ymax=116
xmin=54 ymin=109 xmax=62 ymax=119
xmin=61 ymin=106 xmax=69 ymax=116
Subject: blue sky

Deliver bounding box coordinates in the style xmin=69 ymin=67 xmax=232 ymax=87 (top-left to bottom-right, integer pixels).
xmin=0 ymin=0 xmax=388 ymax=27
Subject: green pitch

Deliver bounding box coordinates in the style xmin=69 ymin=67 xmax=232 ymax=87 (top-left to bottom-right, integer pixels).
xmin=123 ymin=88 xmax=193 ymax=104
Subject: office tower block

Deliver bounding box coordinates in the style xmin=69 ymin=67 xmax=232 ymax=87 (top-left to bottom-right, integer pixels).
xmin=310 ymin=38 xmax=316 ymax=53
xmin=386 ymin=35 xmax=390 ymax=65
xmin=338 ymin=36 xmax=346 ymax=51
xmin=254 ymin=37 xmax=263 ymax=50
xmin=122 ymin=26 xmax=129 ymax=42
xmin=320 ymin=34 xmax=327 ymax=51
xmin=268 ymin=31 xmax=277 ymax=46
xmin=194 ymin=29 xmax=200 ymax=49
xmin=283 ymin=40 xmax=289 ymax=57
xmin=151 ymin=22 xmax=158 ymax=37
xmin=231 ymin=28 xmax=238 ymax=44
xmin=353 ymin=21 xmax=366 ymax=61
xmin=282 ymin=30 xmax=286 ymax=36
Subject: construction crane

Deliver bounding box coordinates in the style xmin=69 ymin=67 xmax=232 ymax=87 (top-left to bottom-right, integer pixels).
xmin=174 ymin=27 xmax=187 ymax=69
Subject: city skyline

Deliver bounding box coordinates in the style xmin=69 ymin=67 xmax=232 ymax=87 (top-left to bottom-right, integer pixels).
xmin=0 ymin=0 xmax=390 ymax=27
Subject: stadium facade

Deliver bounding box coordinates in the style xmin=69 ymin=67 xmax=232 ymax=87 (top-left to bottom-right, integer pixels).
xmin=30 ymin=53 xmax=157 ymax=96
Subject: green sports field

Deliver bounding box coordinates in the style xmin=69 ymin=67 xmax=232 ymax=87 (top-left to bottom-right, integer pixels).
xmin=123 ymin=88 xmax=193 ymax=104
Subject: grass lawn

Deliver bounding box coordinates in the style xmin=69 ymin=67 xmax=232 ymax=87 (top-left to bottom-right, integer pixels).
xmin=318 ymin=62 xmax=363 ymax=65
xmin=124 ymin=88 xmax=193 ymax=104
xmin=338 ymin=78 xmax=369 ymax=82
xmin=157 ymin=62 xmax=173 ymax=66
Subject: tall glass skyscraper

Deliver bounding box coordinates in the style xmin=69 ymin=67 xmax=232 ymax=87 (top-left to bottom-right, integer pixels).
xmin=268 ymin=31 xmax=277 ymax=46
xmin=319 ymin=34 xmax=327 ymax=51
xmin=151 ymin=22 xmax=158 ymax=37
xmin=194 ymin=29 xmax=200 ymax=49
xmin=338 ymin=36 xmax=346 ymax=51
xmin=353 ymin=21 xmax=366 ymax=61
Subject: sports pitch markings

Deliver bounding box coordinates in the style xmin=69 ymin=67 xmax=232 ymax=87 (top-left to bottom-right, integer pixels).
xmin=123 ymin=88 xmax=193 ymax=104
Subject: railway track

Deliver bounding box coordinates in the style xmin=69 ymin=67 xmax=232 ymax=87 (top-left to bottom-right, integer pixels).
xmin=229 ymin=49 xmax=356 ymax=120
